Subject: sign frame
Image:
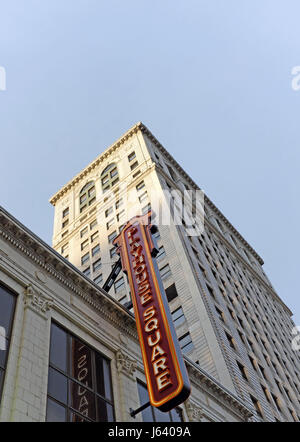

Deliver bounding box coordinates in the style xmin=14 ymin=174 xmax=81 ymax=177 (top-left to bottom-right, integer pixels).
xmin=113 ymin=211 xmax=191 ymax=412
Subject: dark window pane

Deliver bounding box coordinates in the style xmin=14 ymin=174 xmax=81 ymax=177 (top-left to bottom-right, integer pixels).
xmin=95 ymin=354 xmax=112 ymax=400
xmin=69 ymin=411 xmax=90 ymax=422
xmin=137 ymin=382 xmax=154 ymax=422
xmin=0 ymin=338 xmax=8 ymax=369
xmin=69 ymin=379 xmax=96 ymax=421
xmin=46 ymin=398 xmax=67 ymax=422
xmin=69 ymin=337 xmax=93 ymax=389
xmin=49 ymin=324 xmax=67 ymax=372
xmin=0 ymin=285 xmax=15 ymax=336
xmin=48 ymin=367 xmax=68 ymax=404
xmin=0 ymin=369 xmax=3 ymax=397
xmin=48 ymin=323 xmax=115 ymax=423
xmin=97 ymin=397 xmax=114 ymax=422
xmin=165 ymin=284 xmax=178 ymax=302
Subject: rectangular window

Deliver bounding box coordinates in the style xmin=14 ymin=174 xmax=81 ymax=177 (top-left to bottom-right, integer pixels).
xmin=179 ymin=333 xmax=194 ymax=354
xmin=152 ymin=229 xmax=160 ymax=239
xmin=91 ymin=231 xmax=99 ymax=243
xmin=142 ymin=203 xmax=151 ymax=215
xmin=172 ymin=307 xmax=185 ymax=327
xmin=83 ymin=267 xmax=91 ymax=277
xmin=0 ymin=284 xmax=16 ymax=404
xmin=114 ymin=277 xmax=125 ymax=293
xmin=62 ymin=219 xmax=69 ymax=229
xmin=81 ymin=253 xmax=89 ymax=266
xmin=165 ymin=284 xmax=178 ymax=302
xmin=250 ymin=395 xmax=263 ymax=418
xmin=110 ymin=167 xmax=118 ymax=178
xmin=61 ymin=230 xmax=68 ymax=239
xmin=90 ymin=220 xmax=97 ymax=230
xmin=136 ymin=181 xmax=145 ymax=192
xmin=271 ymin=393 xmax=281 ymax=412
xmin=62 ymin=208 xmax=69 ymax=218
xmin=61 ymin=244 xmax=69 ymax=254
xmin=92 ymin=244 xmax=100 ymax=257
xmin=159 ymin=264 xmax=172 ymax=280
xmin=132 ymin=170 xmax=141 ymax=178
xmin=105 ymin=207 xmax=113 ymax=218
xmin=88 ymin=197 xmax=96 ymax=206
xmin=137 ymin=381 xmax=182 ymax=422
xmin=106 ymin=219 xmax=114 ymax=230
xmin=115 ymin=199 xmax=123 ymax=210
xmin=116 ymin=210 xmax=125 ymax=222
xmin=130 ymin=161 xmax=138 ymax=171
xmin=118 ymin=295 xmax=128 ymax=306
xmin=225 ymin=331 xmax=235 ymax=349
xmin=139 ymin=191 xmax=148 ymax=204
xmin=110 ymin=248 xmax=117 ymax=259
xmin=237 ymin=361 xmax=248 ymax=380
xmin=46 ymin=322 xmax=114 ymax=422
xmin=80 ymin=227 xmax=88 ymax=238
xmin=102 ymin=176 xmax=109 ymax=186
xmin=94 ymin=274 xmax=103 ymax=285
xmin=93 ymin=259 xmax=102 ymax=272
xmin=108 ymin=231 xmax=117 ymax=244
xmin=156 ymin=246 xmax=166 ymax=261
xmin=81 ymin=239 xmax=89 ymax=251
xmin=128 ymin=151 xmax=136 ymax=162
xmin=215 ymin=306 xmax=225 ymax=323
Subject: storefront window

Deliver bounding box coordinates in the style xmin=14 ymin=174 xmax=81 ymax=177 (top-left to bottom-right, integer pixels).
xmin=46 ymin=322 xmax=114 ymax=422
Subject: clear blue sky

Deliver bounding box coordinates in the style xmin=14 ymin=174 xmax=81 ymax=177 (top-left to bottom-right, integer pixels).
xmin=0 ymin=1 xmax=299 ymax=325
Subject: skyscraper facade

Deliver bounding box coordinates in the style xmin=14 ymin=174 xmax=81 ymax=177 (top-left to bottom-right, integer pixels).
xmin=49 ymin=122 xmax=300 ymax=422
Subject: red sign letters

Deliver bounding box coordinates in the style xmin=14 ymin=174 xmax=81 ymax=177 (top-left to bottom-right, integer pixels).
xmin=113 ymin=212 xmax=191 ymax=412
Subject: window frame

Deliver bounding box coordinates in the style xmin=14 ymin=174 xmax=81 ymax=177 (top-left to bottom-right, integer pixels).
xmin=79 ymin=181 xmax=96 ymax=213
xmin=46 ymin=322 xmax=115 ymax=422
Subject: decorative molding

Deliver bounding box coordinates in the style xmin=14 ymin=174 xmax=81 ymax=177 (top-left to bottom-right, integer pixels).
xmin=23 ymin=284 xmax=53 ymax=317
xmin=35 ymin=271 xmax=47 ymax=284
xmin=0 ymin=211 xmax=139 ymax=340
xmin=116 ymin=350 xmax=137 ymax=378
xmin=49 ymin=123 xmax=142 ymax=205
xmin=185 ymin=400 xmax=203 ymax=422
xmin=185 ymin=359 xmax=253 ymax=420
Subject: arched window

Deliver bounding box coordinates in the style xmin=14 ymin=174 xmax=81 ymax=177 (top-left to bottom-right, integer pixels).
xmin=101 ymin=163 xmax=119 ymax=193
xmin=79 ymin=181 xmax=96 ymax=213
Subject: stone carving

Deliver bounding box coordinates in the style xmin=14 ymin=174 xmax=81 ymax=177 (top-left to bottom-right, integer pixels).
xmin=23 ymin=285 xmax=53 ymax=316
xmin=116 ymin=350 xmax=137 ymax=377
xmin=185 ymin=400 xmax=203 ymax=422
xmin=35 ymin=271 xmax=47 ymax=284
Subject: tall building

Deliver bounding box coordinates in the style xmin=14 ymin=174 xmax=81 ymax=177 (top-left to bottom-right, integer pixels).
xmin=0 ymin=206 xmax=251 ymax=422
xmin=49 ymin=122 xmax=300 ymax=422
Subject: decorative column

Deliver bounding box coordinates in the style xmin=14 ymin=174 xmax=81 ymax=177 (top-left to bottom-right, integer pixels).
xmin=10 ymin=285 xmax=53 ymax=422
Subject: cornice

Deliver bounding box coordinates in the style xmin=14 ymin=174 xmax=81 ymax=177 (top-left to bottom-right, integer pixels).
xmin=49 ymin=121 xmax=264 ymax=268
xmin=49 ymin=122 xmax=144 ymax=205
xmin=0 ymin=207 xmax=138 ymax=340
xmin=154 ymin=164 xmax=292 ymax=316
xmin=185 ymin=357 xmax=253 ymax=420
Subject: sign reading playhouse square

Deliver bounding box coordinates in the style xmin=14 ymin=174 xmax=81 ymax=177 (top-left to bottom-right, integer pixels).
xmin=113 ymin=211 xmax=191 ymax=412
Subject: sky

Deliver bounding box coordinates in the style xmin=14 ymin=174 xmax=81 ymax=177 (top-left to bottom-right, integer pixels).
xmin=0 ymin=0 xmax=299 ymax=325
